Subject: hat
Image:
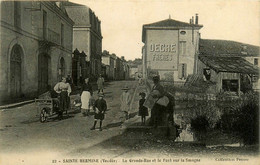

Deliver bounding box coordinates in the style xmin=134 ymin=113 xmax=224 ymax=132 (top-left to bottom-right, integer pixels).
xmin=98 ymin=92 xmax=104 ymax=97
xmin=152 ymin=75 xmax=160 ymax=81
xmin=122 ymin=86 xmax=129 ymax=90
xmin=139 ymin=92 xmax=146 ymax=97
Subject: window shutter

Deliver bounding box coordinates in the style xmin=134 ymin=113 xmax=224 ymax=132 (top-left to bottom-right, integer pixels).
xmin=178 ymin=64 xmax=182 ymax=79
xmin=184 ymin=63 xmax=187 ymax=79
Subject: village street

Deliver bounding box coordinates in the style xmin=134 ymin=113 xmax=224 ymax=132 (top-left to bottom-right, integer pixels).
xmin=0 ymin=80 xmax=149 ymax=163
xmin=0 ymin=80 xmax=259 ymax=165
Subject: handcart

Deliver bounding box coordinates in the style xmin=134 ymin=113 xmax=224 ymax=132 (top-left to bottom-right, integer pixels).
xmin=35 ymin=91 xmax=60 ymax=123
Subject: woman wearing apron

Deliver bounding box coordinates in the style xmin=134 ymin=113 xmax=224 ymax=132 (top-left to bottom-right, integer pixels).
xmin=81 ymin=78 xmax=93 ymax=116
xmin=54 ymin=77 xmax=72 ymax=120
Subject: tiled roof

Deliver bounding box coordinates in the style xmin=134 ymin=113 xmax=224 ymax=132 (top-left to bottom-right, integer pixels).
xmin=199 ymin=56 xmax=259 ymax=75
xmin=143 ymin=18 xmax=202 ymax=28
xmin=64 ymin=5 xmax=90 ymax=26
xmin=199 ymin=39 xmax=260 ymax=57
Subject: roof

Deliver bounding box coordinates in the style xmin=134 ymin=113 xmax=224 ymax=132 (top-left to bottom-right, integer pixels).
xmin=143 ymin=18 xmax=203 ymax=28
xmin=199 ymin=39 xmax=260 ymax=57
xmin=142 ymin=18 xmax=202 ymax=42
xmin=64 ymin=5 xmax=90 ymax=26
xmin=62 ymin=2 xmax=85 ymax=6
xmin=199 ymin=56 xmax=259 ymax=75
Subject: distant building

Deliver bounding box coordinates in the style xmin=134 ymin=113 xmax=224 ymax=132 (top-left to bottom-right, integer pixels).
xmin=142 ymin=15 xmax=203 ymax=81
xmin=0 ymin=1 xmax=73 ymax=103
xmin=121 ymin=57 xmax=130 ymax=80
xmin=64 ymin=2 xmax=102 ymax=84
xmin=129 ymin=67 xmax=138 ymax=79
xmin=102 ymin=51 xmax=115 ymax=80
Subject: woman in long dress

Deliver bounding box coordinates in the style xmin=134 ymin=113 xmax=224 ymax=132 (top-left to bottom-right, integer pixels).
xmin=81 ymin=78 xmax=93 ymax=116
xmin=54 ymin=77 xmax=72 ymax=120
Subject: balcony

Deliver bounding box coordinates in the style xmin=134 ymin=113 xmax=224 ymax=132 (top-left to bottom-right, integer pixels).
xmin=40 ymin=28 xmax=60 ymax=45
xmin=47 ymin=28 xmax=60 ymax=45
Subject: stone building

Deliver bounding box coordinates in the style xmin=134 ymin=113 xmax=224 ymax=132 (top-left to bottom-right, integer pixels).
xmin=142 ymin=15 xmax=203 ymax=81
xmin=64 ymin=2 xmax=102 ymax=84
xmin=113 ymin=57 xmax=124 ymax=80
xmin=102 ymin=50 xmax=115 ymax=80
xmin=0 ymin=1 xmax=73 ymax=103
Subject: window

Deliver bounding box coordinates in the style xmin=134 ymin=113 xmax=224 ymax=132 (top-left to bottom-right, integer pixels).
xmin=61 ymin=23 xmax=64 ymax=46
xmin=14 ymin=2 xmax=21 ymax=28
xmin=43 ymin=10 xmax=47 ymax=39
xmin=179 ymin=41 xmax=186 ymax=56
xmin=254 ymin=58 xmax=258 ymax=65
xmin=222 ymin=80 xmax=238 ymax=92
xmin=178 ymin=63 xmax=187 ymax=79
xmin=203 ymin=68 xmax=211 ymax=81
xmin=180 ymin=31 xmax=186 ymax=35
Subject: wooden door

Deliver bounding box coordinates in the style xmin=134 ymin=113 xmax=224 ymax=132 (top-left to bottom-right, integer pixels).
xmin=38 ymin=54 xmax=49 ymax=94
xmin=10 ymin=45 xmax=22 ymax=97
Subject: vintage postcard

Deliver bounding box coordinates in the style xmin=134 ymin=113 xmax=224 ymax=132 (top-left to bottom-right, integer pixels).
xmin=0 ymin=0 xmax=259 ymax=164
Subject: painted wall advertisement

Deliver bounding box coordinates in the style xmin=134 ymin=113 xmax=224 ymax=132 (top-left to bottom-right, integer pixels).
xmin=146 ymin=30 xmax=178 ymax=70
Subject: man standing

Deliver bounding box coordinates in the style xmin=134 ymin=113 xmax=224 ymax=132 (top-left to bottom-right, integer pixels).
xmin=97 ymin=74 xmax=105 ymax=94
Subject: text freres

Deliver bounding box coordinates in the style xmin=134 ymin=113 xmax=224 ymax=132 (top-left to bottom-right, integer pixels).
xmin=150 ymin=44 xmax=176 ymax=52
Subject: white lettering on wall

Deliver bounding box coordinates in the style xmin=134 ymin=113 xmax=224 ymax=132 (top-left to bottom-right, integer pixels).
xmin=153 ymin=54 xmax=173 ymax=61
xmin=150 ymin=44 xmax=176 ymax=52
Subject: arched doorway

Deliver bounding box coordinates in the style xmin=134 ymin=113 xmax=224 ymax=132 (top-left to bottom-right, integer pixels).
xmin=10 ymin=44 xmax=23 ymax=97
xmin=38 ymin=53 xmax=50 ymax=94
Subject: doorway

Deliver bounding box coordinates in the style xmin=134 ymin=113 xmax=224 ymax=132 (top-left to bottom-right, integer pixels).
xmin=10 ymin=44 xmax=23 ymax=97
xmin=38 ymin=53 xmax=50 ymax=94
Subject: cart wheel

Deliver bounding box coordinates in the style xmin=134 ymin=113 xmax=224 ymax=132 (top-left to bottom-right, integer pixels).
xmin=40 ymin=108 xmax=48 ymax=123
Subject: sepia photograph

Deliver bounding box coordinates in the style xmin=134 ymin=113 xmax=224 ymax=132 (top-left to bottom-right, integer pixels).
xmin=0 ymin=0 xmax=259 ymax=164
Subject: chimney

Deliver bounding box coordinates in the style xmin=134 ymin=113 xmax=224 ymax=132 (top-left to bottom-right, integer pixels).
xmin=192 ymin=16 xmax=194 ymax=24
xmin=195 ymin=13 xmax=198 ymax=24
xmin=189 ymin=18 xmax=192 ymax=24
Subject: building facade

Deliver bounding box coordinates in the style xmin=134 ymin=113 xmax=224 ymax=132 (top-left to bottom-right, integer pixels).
xmin=0 ymin=1 xmax=73 ymax=103
xmin=102 ymin=50 xmax=115 ymax=80
xmin=64 ymin=2 xmax=102 ymax=84
xmin=142 ymin=15 xmax=203 ymax=81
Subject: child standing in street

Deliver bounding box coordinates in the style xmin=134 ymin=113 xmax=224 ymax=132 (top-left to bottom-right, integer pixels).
xmin=120 ymin=86 xmax=131 ymax=122
xmin=138 ymin=92 xmax=148 ymax=125
xmin=91 ymin=93 xmax=107 ymax=131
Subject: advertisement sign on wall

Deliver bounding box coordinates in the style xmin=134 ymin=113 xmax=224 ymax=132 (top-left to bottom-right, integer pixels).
xmin=146 ymin=30 xmax=179 ymax=70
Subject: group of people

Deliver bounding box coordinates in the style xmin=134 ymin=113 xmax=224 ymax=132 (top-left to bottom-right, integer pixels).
xmin=53 ymin=73 xmax=173 ymax=131
xmin=80 ymin=76 xmax=106 ymax=131
xmin=137 ymin=75 xmax=174 ymax=127
xmin=120 ymin=75 xmax=174 ymax=128
xmin=53 ymin=74 xmax=105 ymax=126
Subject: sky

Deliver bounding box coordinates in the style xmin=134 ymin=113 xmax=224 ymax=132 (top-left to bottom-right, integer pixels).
xmin=70 ymin=0 xmax=260 ymax=60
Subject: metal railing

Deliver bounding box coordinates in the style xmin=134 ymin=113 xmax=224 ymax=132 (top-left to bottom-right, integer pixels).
xmin=47 ymin=28 xmax=60 ymax=45
xmin=39 ymin=28 xmax=60 ymax=45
